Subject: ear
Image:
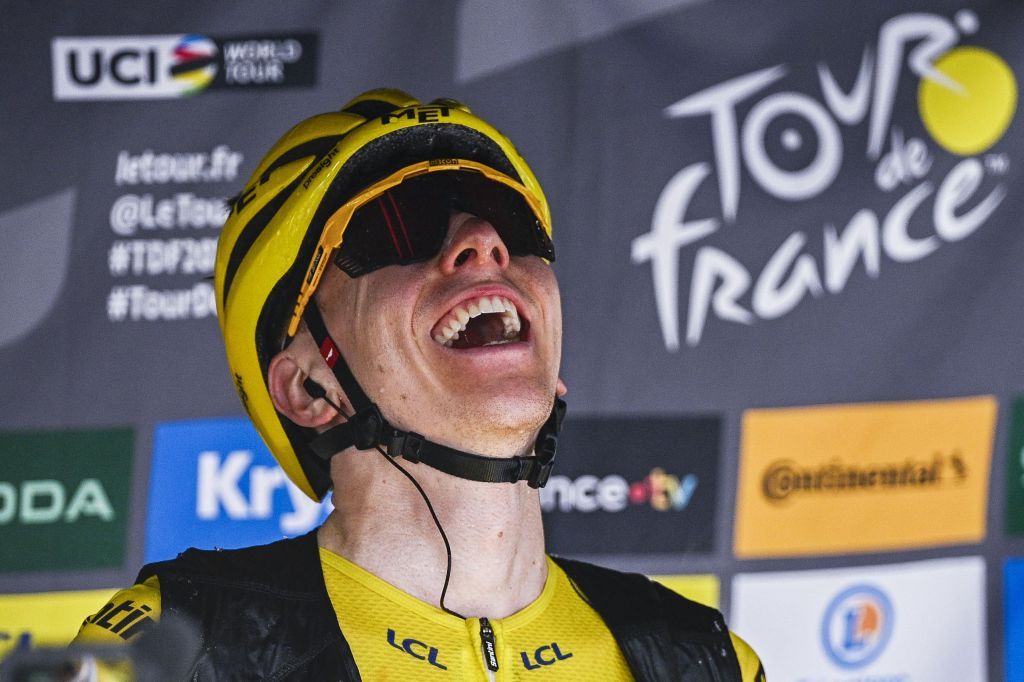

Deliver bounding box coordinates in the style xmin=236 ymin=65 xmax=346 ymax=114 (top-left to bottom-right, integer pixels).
xmin=556 ymin=377 xmax=568 ymax=397
xmin=267 ymin=352 xmax=340 ymax=428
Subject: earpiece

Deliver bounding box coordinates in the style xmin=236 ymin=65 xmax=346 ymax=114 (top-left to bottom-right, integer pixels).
xmin=303 ymin=377 xmax=328 ymax=401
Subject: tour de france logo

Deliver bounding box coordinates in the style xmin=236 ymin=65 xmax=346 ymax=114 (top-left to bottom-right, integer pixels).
xmin=169 ymin=34 xmax=218 ymax=95
xmin=633 ymin=9 xmax=1019 ymax=350
xmin=820 ymin=584 xmax=894 ymax=669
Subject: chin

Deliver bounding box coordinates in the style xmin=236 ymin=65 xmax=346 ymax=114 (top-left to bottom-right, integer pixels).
xmin=440 ymin=389 xmax=555 ymax=455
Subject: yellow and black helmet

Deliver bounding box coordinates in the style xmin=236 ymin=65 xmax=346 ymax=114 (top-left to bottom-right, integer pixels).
xmin=214 ymin=89 xmax=553 ymax=501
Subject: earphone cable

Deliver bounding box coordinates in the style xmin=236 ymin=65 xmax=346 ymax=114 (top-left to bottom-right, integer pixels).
xmin=318 ymin=393 xmax=465 ymax=619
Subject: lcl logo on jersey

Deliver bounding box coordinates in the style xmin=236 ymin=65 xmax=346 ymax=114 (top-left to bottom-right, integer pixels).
xmin=821 ymin=584 xmax=893 ymax=669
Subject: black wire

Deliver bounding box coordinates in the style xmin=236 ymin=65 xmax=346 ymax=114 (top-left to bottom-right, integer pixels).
xmin=317 ymin=393 xmax=466 ymax=620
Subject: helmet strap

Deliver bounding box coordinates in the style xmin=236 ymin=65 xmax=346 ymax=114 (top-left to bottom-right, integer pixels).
xmin=302 ymin=301 xmax=564 ymax=488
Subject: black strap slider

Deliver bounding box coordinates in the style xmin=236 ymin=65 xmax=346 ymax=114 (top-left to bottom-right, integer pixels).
xmin=527 ymin=434 xmax=557 ymax=489
xmin=389 ymin=431 xmax=426 ymax=463
xmin=352 ymin=405 xmax=384 ymax=450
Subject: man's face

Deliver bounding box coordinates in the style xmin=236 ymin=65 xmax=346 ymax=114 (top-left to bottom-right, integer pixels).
xmin=315 ymin=211 xmax=562 ymax=456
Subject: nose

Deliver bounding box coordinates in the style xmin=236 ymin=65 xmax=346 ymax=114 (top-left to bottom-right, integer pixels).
xmin=438 ymin=214 xmax=510 ymax=274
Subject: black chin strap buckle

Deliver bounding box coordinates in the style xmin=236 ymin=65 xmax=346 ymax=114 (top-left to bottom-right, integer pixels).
xmin=527 ymin=397 xmax=566 ymax=488
xmin=526 ymin=439 xmax=556 ymax=489
xmin=388 ymin=431 xmax=426 ymax=463
xmin=351 ymin=404 xmax=385 ymax=450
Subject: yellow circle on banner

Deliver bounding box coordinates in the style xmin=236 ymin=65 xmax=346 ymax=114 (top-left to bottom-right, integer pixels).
xmin=918 ymin=46 xmax=1018 ymax=156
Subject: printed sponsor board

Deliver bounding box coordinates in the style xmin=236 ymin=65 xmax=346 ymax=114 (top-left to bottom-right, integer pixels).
xmin=0 ymin=429 xmax=133 ymax=572
xmin=144 ymin=418 xmax=331 ymax=563
xmin=541 ymin=416 xmax=719 ymax=555
xmin=650 ymin=574 xmax=719 ymax=610
xmin=104 ymin=144 xmax=241 ymax=326
xmin=1005 ymin=397 xmax=1024 ymax=535
xmin=0 ymin=589 xmax=116 ymax=661
xmin=52 ymin=33 xmax=318 ymax=100
xmin=731 ymin=557 xmax=986 ymax=681
xmin=631 ymin=9 xmax=1017 ymax=349
xmin=1007 ymin=559 xmax=1024 ymax=681
xmin=734 ymin=396 xmax=995 ymax=557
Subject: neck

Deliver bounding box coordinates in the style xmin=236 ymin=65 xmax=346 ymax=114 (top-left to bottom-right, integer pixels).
xmin=318 ymin=449 xmax=548 ymax=619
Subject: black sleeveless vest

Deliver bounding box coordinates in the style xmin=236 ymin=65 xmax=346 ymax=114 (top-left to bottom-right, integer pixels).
xmin=138 ymin=532 xmax=743 ymax=681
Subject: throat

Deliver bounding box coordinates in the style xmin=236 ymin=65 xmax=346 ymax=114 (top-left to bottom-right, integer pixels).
xmin=322 ymin=471 xmax=547 ymax=618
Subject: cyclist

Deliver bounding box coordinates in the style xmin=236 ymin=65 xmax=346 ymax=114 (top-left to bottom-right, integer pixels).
xmin=76 ymin=89 xmax=764 ymax=681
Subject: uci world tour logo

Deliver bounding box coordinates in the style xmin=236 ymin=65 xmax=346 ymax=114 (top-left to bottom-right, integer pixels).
xmin=821 ymin=584 xmax=894 ymax=669
xmin=170 ymin=34 xmax=218 ymax=95
xmin=52 ymin=33 xmax=317 ymax=100
xmin=632 ymin=9 xmax=1018 ymax=349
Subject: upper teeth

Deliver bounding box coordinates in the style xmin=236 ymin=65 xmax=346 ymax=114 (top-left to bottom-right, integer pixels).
xmin=433 ymin=295 xmax=521 ymax=347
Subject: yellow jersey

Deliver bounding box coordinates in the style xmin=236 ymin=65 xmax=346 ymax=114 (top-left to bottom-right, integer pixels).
xmin=77 ymin=549 xmax=763 ymax=680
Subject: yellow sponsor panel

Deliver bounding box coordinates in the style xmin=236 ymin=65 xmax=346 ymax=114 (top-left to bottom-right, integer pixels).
xmin=0 ymin=589 xmax=113 ymax=661
xmin=734 ymin=396 xmax=996 ymax=557
xmin=650 ymin=575 xmax=719 ymax=609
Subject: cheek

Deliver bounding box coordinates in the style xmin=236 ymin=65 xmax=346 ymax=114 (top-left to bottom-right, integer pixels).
xmin=531 ymin=264 xmax=562 ymax=336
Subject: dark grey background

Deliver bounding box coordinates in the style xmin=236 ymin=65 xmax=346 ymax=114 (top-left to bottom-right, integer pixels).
xmin=1 ymin=1 xmax=1020 ymax=677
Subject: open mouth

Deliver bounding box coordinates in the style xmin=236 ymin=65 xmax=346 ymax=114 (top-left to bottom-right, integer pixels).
xmin=431 ymin=294 xmax=529 ymax=349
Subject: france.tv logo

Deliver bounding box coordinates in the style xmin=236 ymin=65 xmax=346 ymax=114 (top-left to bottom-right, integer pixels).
xmin=821 ymin=584 xmax=894 ymax=669
xmin=144 ymin=417 xmax=331 ymax=562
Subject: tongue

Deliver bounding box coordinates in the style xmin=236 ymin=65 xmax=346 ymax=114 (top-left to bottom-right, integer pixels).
xmin=452 ymin=314 xmax=507 ymax=349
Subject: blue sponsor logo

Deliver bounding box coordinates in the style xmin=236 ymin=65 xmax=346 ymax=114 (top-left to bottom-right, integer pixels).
xmin=144 ymin=417 xmax=330 ymax=562
xmin=821 ymin=584 xmax=893 ymax=669
xmin=1007 ymin=559 xmax=1024 ymax=681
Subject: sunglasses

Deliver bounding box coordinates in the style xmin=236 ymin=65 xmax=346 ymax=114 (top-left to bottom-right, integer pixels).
xmin=287 ymin=159 xmax=554 ymax=337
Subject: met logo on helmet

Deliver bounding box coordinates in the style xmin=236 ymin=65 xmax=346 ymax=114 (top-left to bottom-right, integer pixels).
xmin=380 ymin=106 xmax=452 ymax=125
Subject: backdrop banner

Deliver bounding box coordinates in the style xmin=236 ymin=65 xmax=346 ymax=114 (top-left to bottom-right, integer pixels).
xmin=1 ymin=1 xmax=1021 ymax=676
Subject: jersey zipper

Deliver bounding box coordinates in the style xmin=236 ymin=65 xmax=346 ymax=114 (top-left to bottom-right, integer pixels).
xmin=479 ymin=617 xmax=499 ymax=680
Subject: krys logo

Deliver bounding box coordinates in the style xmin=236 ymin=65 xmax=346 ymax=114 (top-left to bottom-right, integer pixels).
xmin=52 ymin=33 xmax=317 ymax=101
xmin=144 ymin=418 xmax=331 ymax=563
xmin=541 ymin=468 xmax=697 ymax=512
xmin=632 ymin=10 xmax=1017 ymax=348
xmin=821 ymin=584 xmax=894 ymax=669
xmin=195 ymin=449 xmax=326 ymax=533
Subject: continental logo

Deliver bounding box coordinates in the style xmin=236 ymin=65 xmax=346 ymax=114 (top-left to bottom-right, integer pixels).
xmin=734 ymin=396 xmax=996 ymax=557
xmin=762 ymin=451 xmax=967 ymax=503
xmin=82 ymin=599 xmax=155 ymax=640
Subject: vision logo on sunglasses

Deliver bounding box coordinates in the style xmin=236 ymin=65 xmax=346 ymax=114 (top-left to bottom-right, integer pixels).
xmin=380 ymin=106 xmax=453 ymax=125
